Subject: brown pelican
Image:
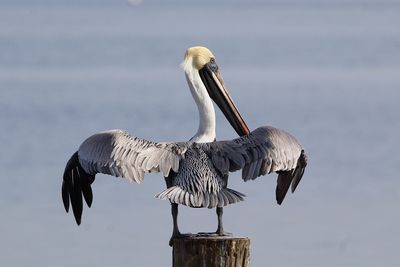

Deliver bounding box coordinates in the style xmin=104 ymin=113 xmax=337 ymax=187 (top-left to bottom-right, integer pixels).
xmin=62 ymin=46 xmax=307 ymax=245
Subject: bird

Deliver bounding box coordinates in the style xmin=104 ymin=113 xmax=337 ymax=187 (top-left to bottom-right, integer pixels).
xmin=61 ymin=46 xmax=307 ymax=245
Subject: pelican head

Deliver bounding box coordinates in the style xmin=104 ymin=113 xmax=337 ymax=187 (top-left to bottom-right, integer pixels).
xmin=183 ymin=46 xmax=250 ymax=137
xmin=184 ymin=46 xmax=215 ymax=70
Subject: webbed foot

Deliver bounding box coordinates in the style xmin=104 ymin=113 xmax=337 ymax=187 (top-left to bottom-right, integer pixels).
xmin=196 ymin=231 xmax=233 ymax=237
xmin=216 ymin=230 xmax=232 ymax=236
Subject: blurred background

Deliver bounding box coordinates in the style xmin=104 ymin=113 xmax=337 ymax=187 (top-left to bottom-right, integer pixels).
xmin=0 ymin=0 xmax=399 ymax=266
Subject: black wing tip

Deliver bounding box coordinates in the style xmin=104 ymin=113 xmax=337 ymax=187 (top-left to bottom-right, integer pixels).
xmin=275 ymin=171 xmax=292 ymax=205
xmin=276 ymin=185 xmax=288 ymax=204
xmin=276 ymin=150 xmax=308 ymax=204
xmin=291 ymin=150 xmax=307 ymax=193
xmin=74 ymin=217 xmax=81 ymax=226
xmin=62 ymin=151 xmax=95 ymax=225
xmin=73 ymin=210 xmax=82 ymax=225
xmin=86 ymin=198 xmax=93 ymax=208
xmin=61 ymin=181 xmax=70 ymax=213
xmin=81 ymin=184 xmax=93 ymax=208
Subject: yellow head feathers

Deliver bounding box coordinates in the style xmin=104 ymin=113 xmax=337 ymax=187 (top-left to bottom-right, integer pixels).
xmin=184 ymin=46 xmax=215 ymax=70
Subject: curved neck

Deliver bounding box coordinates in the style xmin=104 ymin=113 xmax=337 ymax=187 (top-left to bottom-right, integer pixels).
xmin=185 ymin=68 xmax=216 ymax=143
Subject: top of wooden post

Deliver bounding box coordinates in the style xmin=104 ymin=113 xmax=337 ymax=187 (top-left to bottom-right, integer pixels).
xmin=172 ymin=235 xmax=250 ymax=267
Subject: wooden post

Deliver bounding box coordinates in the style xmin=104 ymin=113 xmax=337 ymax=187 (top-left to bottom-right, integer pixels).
xmin=172 ymin=235 xmax=250 ymax=267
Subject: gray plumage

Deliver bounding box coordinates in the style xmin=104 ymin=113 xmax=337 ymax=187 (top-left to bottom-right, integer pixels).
xmin=78 ymin=129 xmax=187 ymax=183
xmin=62 ymin=126 xmax=307 ymax=224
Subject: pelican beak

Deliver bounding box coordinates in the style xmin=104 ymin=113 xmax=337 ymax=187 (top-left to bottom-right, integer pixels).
xmin=199 ymin=60 xmax=250 ymax=136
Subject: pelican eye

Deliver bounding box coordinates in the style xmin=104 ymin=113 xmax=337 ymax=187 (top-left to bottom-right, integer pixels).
xmin=208 ymin=58 xmax=218 ymax=72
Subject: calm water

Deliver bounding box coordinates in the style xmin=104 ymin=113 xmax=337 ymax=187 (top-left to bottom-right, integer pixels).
xmin=1 ymin=1 xmax=399 ymax=266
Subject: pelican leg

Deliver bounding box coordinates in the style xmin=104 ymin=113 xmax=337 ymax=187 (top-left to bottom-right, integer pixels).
xmin=169 ymin=203 xmax=181 ymax=245
xmin=169 ymin=203 xmax=194 ymax=246
xmin=165 ymin=175 xmax=181 ymax=246
xmin=216 ymin=207 xmax=231 ymax=236
xmin=216 ymin=207 xmax=224 ymax=235
xmin=165 ymin=176 xmax=182 ymax=246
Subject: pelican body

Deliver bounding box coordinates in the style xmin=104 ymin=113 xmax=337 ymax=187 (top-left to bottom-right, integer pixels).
xmin=62 ymin=46 xmax=307 ymax=245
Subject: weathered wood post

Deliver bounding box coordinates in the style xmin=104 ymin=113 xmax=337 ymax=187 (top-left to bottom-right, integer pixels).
xmin=172 ymin=236 xmax=250 ymax=267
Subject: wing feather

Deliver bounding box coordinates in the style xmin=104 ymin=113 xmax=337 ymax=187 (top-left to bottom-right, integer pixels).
xmin=62 ymin=129 xmax=187 ymax=225
xmin=207 ymin=126 xmax=307 ymax=204
xmin=78 ymin=130 xmax=187 ymax=181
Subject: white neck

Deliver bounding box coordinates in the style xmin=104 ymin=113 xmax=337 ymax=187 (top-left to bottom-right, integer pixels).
xmin=183 ymin=59 xmax=216 ymax=143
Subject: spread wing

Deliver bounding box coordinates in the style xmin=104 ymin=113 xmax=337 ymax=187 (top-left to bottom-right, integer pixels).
xmin=207 ymin=126 xmax=307 ymax=204
xmin=78 ymin=130 xmax=187 ymax=181
xmin=62 ymin=129 xmax=187 ymax=224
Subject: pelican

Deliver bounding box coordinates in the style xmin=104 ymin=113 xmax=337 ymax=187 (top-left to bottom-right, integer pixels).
xmin=62 ymin=46 xmax=307 ymax=245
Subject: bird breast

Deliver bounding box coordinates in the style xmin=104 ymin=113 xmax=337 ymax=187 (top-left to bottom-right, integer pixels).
xmin=173 ymin=146 xmax=226 ymax=195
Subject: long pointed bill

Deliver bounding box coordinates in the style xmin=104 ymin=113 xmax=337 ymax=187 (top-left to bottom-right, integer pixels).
xmin=199 ymin=62 xmax=250 ymax=136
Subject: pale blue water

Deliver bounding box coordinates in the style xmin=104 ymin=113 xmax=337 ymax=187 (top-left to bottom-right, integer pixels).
xmin=1 ymin=1 xmax=399 ymax=266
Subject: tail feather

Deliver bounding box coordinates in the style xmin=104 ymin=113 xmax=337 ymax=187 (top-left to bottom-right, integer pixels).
xmin=155 ymin=187 xmax=245 ymax=208
xmin=62 ymin=152 xmax=95 ymax=225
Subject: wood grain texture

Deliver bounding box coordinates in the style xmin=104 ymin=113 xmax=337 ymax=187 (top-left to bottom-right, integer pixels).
xmin=172 ymin=236 xmax=250 ymax=267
